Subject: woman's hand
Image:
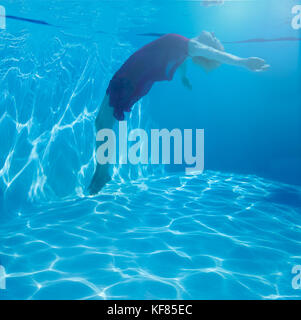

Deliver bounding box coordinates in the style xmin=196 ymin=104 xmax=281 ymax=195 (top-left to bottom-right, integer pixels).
xmin=182 ymin=76 xmax=192 ymax=90
xmin=244 ymin=57 xmax=270 ymax=72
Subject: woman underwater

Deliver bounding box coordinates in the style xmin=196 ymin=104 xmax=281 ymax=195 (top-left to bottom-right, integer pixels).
xmin=88 ymin=31 xmax=270 ymax=194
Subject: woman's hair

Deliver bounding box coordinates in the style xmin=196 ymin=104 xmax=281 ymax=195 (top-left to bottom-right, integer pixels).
xmin=192 ymin=31 xmax=224 ymax=72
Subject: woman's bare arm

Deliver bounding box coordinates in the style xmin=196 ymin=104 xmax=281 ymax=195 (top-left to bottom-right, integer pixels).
xmin=179 ymin=60 xmax=192 ymax=90
xmin=188 ymin=39 xmax=270 ymax=72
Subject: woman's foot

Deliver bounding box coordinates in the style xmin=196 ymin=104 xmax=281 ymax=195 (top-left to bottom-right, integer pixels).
xmin=88 ymin=165 xmax=112 ymax=195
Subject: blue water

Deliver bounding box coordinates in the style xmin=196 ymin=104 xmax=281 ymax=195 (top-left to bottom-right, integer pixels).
xmin=0 ymin=0 xmax=301 ymax=300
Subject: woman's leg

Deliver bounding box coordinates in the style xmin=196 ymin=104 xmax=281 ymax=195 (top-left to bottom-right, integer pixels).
xmin=88 ymin=95 xmax=117 ymax=195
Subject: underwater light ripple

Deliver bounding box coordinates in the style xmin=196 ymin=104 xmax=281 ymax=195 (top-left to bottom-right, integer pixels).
xmin=0 ymin=172 xmax=301 ymax=299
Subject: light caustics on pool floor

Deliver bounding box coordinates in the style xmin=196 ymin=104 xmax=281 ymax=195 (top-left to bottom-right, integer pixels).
xmin=0 ymin=171 xmax=301 ymax=300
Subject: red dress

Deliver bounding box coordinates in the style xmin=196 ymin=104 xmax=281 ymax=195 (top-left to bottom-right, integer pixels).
xmin=106 ymin=33 xmax=190 ymax=120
